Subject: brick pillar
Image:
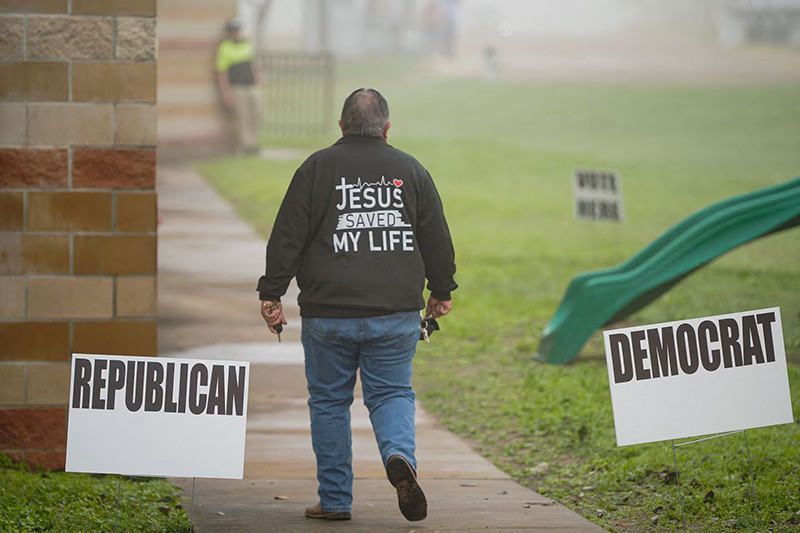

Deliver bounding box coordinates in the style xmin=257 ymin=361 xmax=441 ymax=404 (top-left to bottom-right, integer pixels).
xmin=0 ymin=0 xmax=158 ymax=470
xmin=158 ymin=0 xmax=238 ymax=157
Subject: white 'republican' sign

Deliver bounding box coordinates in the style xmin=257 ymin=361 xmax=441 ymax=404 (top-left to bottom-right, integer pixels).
xmin=66 ymin=353 xmax=250 ymax=479
xmin=573 ymin=169 xmax=624 ymax=222
xmin=604 ymin=308 xmax=793 ymax=446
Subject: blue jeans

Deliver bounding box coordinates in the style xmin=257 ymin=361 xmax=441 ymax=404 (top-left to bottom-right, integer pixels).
xmin=301 ymin=311 xmax=420 ymax=512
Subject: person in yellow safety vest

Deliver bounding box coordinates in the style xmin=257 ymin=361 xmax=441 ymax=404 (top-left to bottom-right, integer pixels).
xmin=215 ymin=19 xmax=262 ymax=155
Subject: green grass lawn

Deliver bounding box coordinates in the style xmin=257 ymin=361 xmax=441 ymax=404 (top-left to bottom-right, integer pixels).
xmin=198 ymin=59 xmax=800 ymax=532
xmin=0 ymin=454 xmax=191 ymax=532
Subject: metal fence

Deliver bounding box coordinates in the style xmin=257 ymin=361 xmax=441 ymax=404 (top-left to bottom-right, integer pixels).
xmin=259 ymin=52 xmax=334 ymax=138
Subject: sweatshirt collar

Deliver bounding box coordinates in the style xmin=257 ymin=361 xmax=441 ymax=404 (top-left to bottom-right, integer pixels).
xmin=335 ymin=135 xmax=387 ymax=145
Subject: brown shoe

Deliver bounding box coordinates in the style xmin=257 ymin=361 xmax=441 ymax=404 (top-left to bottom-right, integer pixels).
xmin=386 ymin=455 xmax=427 ymax=521
xmin=304 ymin=502 xmax=351 ymax=520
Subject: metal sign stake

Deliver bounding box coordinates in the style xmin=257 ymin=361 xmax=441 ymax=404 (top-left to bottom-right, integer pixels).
xmin=743 ymin=430 xmax=760 ymax=530
xmin=188 ymin=477 xmax=197 ymax=533
xmin=671 ymin=430 xmax=759 ymax=532
xmin=114 ymin=474 xmax=122 ymax=532
xmin=671 ymin=440 xmax=687 ymax=532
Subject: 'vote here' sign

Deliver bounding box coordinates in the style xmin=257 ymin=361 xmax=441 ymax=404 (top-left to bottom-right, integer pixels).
xmin=573 ymin=169 xmax=624 ymax=222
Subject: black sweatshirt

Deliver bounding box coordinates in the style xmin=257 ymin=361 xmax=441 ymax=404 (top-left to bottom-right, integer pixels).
xmin=257 ymin=135 xmax=457 ymax=317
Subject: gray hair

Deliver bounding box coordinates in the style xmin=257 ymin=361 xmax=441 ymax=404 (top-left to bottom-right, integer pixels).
xmin=340 ymin=88 xmax=389 ymax=138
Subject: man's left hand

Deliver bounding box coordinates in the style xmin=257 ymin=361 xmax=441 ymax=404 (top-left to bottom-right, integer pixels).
xmin=425 ymin=296 xmax=452 ymax=319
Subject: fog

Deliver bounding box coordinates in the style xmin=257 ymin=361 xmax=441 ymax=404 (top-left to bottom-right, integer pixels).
xmin=245 ymin=0 xmax=734 ymax=49
xmin=460 ymin=0 xmax=642 ymax=38
xmin=235 ymin=0 xmax=799 ymax=83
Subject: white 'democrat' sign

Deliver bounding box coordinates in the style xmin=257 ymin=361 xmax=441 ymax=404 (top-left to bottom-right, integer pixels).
xmin=66 ymin=354 xmax=250 ymax=479
xmin=604 ymin=308 xmax=793 ymax=446
xmin=573 ymin=169 xmax=624 ymax=222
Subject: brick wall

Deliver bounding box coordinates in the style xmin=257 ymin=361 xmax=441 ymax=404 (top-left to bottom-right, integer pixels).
xmin=0 ymin=0 xmax=158 ymax=470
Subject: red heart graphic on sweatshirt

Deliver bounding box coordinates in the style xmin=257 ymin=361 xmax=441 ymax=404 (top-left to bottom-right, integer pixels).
xmin=393 ymin=179 xmax=403 ymax=187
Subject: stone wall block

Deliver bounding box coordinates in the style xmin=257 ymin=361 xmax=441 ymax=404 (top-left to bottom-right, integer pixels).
xmin=74 ymin=235 xmax=156 ymax=275
xmin=28 ymin=16 xmax=112 ymax=60
xmin=0 ymin=234 xmax=70 ymax=275
xmin=0 ymin=408 xmax=66 ymax=448
xmin=72 ymin=0 xmax=156 ymax=16
xmin=0 ymin=103 xmax=26 ymax=144
xmin=116 ymin=104 xmax=158 ymax=145
xmin=0 ymin=322 xmax=70 ymax=361
xmin=0 ymin=0 xmax=67 ymax=14
xmin=72 ymin=148 xmax=156 ymax=189
xmin=0 ymin=148 xmax=68 ymax=188
xmin=73 ymin=321 xmax=157 ymax=356
xmin=0 ymin=62 xmax=69 ymax=101
xmin=26 ymin=363 xmax=70 ymax=405
xmin=0 ymin=364 xmax=25 ymax=404
xmin=28 ymin=104 xmax=114 ymax=146
xmin=0 ymin=191 xmax=23 ymax=230
xmin=0 ymin=277 xmax=25 ymax=318
xmin=117 ymin=17 xmax=156 ymax=61
xmin=72 ymin=62 xmax=156 ymax=103
xmin=27 ymin=191 xmax=112 ymax=231
xmin=28 ymin=277 xmax=113 ymax=319
xmin=0 ymin=16 xmax=23 ymax=58
xmin=116 ymin=276 xmax=156 ymax=317
xmin=116 ymin=192 xmax=157 ymax=231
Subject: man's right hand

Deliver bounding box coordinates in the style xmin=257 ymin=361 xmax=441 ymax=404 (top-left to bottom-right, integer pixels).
xmin=260 ymin=300 xmax=287 ymax=335
xmin=425 ymin=296 xmax=452 ymax=319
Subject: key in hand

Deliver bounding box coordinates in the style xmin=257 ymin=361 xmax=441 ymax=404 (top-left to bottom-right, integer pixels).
xmin=262 ymin=301 xmax=283 ymax=342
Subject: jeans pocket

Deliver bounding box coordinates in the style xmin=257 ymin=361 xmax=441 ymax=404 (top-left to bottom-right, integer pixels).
xmin=379 ymin=312 xmax=420 ymax=351
xmin=303 ymin=317 xmax=344 ymax=344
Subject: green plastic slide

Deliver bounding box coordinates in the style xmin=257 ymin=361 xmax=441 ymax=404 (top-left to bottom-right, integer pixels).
xmin=535 ymin=177 xmax=800 ymax=365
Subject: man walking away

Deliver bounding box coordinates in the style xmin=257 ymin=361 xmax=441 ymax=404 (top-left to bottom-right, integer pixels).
xmin=215 ymin=19 xmax=261 ymax=155
xmin=257 ymin=88 xmax=457 ymax=522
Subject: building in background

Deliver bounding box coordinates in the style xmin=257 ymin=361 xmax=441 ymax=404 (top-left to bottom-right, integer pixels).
xmin=0 ymin=0 xmax=158 ymax=470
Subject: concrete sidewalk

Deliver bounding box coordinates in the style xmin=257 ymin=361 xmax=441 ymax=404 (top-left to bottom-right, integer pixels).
xmin=157 ymin=163 xmax=606 ymax=532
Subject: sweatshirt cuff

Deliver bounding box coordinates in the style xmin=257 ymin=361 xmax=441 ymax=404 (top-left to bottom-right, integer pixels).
xmin=430 ymin=290 xmax=451 ymax=301
xmin=259 ymin=293 xmax=282 ymax=302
